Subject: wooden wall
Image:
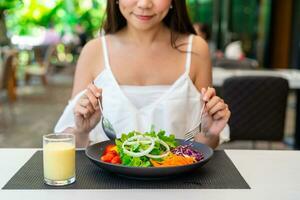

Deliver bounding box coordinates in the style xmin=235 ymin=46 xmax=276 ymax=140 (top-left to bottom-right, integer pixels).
xmin=270 ymin=0 xmax=293 ymax=68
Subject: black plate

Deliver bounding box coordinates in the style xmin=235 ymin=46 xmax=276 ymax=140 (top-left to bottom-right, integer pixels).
xmin=85 ymin=139 xmax=213 ymax=180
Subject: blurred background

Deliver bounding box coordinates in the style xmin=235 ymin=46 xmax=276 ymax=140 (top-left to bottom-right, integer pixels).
xmin=0 ymin=0 xmax=299 ymax=149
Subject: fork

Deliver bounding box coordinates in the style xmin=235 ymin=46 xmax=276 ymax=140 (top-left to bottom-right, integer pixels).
xmin=184 ymin=103 xmax=206 ymax=142
xmin=92 ymin=82 xmax=117 ymax=140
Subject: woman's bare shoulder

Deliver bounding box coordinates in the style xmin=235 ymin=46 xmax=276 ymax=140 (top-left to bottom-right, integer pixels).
xmin=78 ymin=37 xmax=107 ymax=76
xmin=192 ymin=35 xmax=210 ymax=57
xmin=79 ymin=37 xmax=104 ymax=70
xmin=71 ymin=37 xmax=104 ymax=97
xmin=176 ymin=34 xmax=208 ymax=53
xmin=191 ymin=35 xmax=212 ymax=88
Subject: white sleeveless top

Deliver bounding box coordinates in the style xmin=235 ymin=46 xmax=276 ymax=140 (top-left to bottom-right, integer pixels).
xmin=120 ymin=85 xmax=171 ymax=109
xmin=54 ymin=35 xmax=230 ymax=143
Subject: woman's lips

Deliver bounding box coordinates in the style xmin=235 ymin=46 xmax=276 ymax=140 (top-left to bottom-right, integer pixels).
xmin=134 ymin=14 xmax=154 ymax=21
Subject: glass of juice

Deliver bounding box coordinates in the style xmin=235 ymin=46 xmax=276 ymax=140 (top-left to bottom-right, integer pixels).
xmin=43 ymin=133 xmax=75 ymax=186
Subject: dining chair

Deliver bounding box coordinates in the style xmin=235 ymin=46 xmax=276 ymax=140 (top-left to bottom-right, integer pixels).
xmin=24 ymin=45 xmax=55 ymax=85
xmin=0 ymin=49 xmax=18 ymax=124
xmin=221 ymin=76 xmax=289 ymax=148
xmin=1 ymin=50 xmax=18 ymax=102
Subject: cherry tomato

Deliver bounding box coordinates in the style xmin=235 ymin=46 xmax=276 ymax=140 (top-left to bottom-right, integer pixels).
xmin=105 ymin=152 xmax=115 ymax=161
xmin=100 ymin=154 xmax=111 ymax=162
xmin=111 ymin=155 xmax=121 ymax=164
xmin=101 ymin=145 xmax=121 ymax=163
xmin=104 ymin=145 xmax=118 ymax=154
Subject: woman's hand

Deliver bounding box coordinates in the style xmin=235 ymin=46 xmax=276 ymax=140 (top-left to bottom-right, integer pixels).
xmin=74 ymin=83 xmax=102 ymax=135
xmin=200 ymin=87 xmax=231 ymax=137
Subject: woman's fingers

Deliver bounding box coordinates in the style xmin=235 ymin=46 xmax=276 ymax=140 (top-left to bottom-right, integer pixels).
xmin=88 ymin=83 xmax=102 ymax=98
xmin=85 ymin=87 xmax=100 ymax=110
xmin=79 ymin=98 xmax=89 ymax=107
xmin=208 ymin=100 xmax=226 ymax=115
xmin=213 ymin=109 xmax=226 ymax=120
xmin=74 ymin=104 xmax=89 ymax=118
xmin=202 ymin=87 xmax=216 ymax=102
xmin=201 ymin=88 xmax=206 ymax=95
xmin=79 ymin=98 xmax=95 ymax=113
xmin=86 ymin=104 xmax=95 ymax=114
xmin=206 ymin=96 xmax=221 ymax=111
xmin=201 ymin=86 xmax=230 ymax=121
xmin=213 ymin=107 xmax=231 ymax=120
xmin=75 ymin=92 xmax=97 ymax=119
xmin=75 ymin=83 xmax=102 ymax=119
xmin=88 ymin=83 xmax=101 ymax=96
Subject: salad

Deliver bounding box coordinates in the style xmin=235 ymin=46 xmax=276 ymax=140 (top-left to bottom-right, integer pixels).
xmin=100 ymin=130 xmax=204 ymax=167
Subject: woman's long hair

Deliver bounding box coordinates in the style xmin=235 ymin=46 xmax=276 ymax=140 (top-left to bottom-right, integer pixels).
xmin=102 ymin=0 xmax=196 ymax=50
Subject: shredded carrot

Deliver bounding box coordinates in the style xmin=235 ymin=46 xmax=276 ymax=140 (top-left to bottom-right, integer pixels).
xmin=150 ymin=153 xmax=195 ymax=167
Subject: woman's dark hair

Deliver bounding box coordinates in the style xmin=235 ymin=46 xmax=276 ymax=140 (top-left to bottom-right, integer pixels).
xmin=194 ymin=23 xmax=211 ymax=41
xmin=102 ymin=0 xmax=196 ymax=50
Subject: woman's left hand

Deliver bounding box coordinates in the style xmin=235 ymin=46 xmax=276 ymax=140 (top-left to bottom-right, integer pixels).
xmin=200 ymin=87 xmax=231 ymax=137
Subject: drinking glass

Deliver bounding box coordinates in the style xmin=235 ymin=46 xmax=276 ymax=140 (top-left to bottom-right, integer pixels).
xmin=43 ymin=133 xmax=75 ymax=186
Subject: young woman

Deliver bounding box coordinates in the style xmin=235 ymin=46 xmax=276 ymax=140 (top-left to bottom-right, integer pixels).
xmin=55 ymin=0 xmax=230 ymax=148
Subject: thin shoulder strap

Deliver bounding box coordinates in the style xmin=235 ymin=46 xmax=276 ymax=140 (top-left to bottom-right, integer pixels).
xmin=101 ymin=36 xmax=110 ymax=69
xmin=184 ymin=35 xmax=194 ymax=73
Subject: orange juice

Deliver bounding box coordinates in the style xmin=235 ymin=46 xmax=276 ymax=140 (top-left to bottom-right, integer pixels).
xmin=43 ymin=142 xmax=75 ymax=181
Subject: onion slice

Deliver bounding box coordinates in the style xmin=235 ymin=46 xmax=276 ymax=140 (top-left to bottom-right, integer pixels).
xmin=122 ymin=135 xmax=155 ymax=157
xmin=146 ymin=138 xmax=170 ymax=158
xmin=121 ymin=135 xmax=171 ymax=159
xmin=125 ymin=140 xmax=153 ymax=145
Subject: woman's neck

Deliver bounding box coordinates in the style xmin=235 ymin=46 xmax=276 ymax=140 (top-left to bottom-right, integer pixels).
xmin=118 ymin=24 xmax=170 ymax=47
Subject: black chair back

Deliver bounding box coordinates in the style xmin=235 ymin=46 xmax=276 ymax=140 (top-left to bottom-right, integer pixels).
xmin=222 ymin=76 xmax=289 ymax=141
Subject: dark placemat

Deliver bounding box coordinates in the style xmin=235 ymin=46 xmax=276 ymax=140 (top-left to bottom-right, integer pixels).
xmin=2 ymin=150 xmax=250 ymax=189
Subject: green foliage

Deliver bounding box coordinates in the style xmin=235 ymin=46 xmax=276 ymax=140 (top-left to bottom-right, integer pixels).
xmin=5 ymin=0 xmax=106 ymax=37
xmin=230 ymin=0 xmax=257 ymax=35
xmin=0 ymin=0 xmax=21 ymax=10
xmin=187 ymin=0 xmax=212 ymax=24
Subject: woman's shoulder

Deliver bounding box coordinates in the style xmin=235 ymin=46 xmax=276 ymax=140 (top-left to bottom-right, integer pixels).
xmin=176 ymin=34 xmax=209 ymax=53
xmin=80 ymin=37 xmax=103 ymax=61
xmin=192 ymin=35 xmax=210 ymax=54
xmin=190 ymin=35 xmax=212 ymax=87
xmin=77 ymin=37 xmax=105 ymax=77
xmin=71 ymin=37 xmax=105 ymax=97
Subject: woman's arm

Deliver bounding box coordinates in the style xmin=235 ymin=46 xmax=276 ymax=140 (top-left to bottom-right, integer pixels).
xmin=71 ymin=38 xmax=104 ymax=98
xmin=192 ymin=36 xmax=230 ymax=149
xmin=63 ymin=38 xmax=104 ymax=147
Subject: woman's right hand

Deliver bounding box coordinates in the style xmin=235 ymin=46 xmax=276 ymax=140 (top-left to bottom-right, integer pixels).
xmin=74 ymin=83 xmax=102 ymax=135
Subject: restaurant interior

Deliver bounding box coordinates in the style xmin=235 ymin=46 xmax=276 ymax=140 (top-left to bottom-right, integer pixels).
xmin=0 ymin=0 xmax=300 ymax=199
xmin=1 ymin=0 xmax=299 ymax=149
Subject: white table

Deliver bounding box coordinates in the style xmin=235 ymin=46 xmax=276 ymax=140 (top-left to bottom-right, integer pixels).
xmin=213 ymin=67 xmax=300 ymax=149
xmin=0 ymin=149 xmax=300 ymax=200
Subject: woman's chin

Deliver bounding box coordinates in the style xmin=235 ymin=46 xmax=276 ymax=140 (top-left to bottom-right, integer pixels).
xmin=130 ymin=22 xmax=161 ymax=31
